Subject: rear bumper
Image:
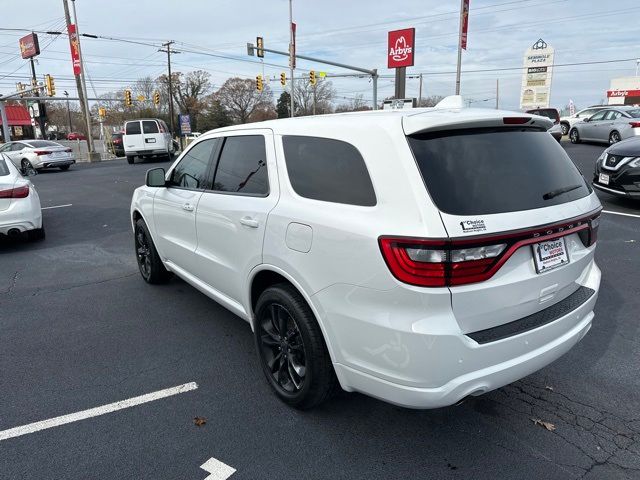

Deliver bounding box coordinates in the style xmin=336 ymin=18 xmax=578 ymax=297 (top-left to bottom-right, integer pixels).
xmin=126 ymin=149 xmax=167 ymax=156
xmin=36 ymin=159 xmax=76 ymax=169
xmin=316 ymin=260 xmax=600 ymax=409
xmin=0 ymin=196 xmax=42 ymax=235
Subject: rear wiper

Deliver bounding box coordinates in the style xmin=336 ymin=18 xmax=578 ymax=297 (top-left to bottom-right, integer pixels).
xmin=542 ymin=184 xmax=582 ymax=200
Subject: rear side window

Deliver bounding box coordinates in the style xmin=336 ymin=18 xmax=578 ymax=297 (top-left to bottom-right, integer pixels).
xmin=407 ymin=128 xmax=590 ymax=215
xmin=125 ymin=122 xmax=141 ymax=135
xmin=26 ymin=140 xmax=57 ymax=148
xmin=142 ymin=121 xmax=159 ymax=134
xmin=213 ymin=136 xmax=268 ymax=195
xmin=626 ymin=109 xmax=640 ymax=118
xmin=0 ymin=156 xmax=10 ymax=176
xmin=282 ymin=136 xmax=376 ymax=206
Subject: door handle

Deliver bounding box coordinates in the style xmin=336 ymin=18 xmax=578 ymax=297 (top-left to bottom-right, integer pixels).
xmin=240 ymin=216 xmax=259 ymax=228
xmin=182 ymin=203 xmax=194 ymax=212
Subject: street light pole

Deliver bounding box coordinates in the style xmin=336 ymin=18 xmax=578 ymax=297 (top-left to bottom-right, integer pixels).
xmin=455 ymin=0 xmax=464 ymax=95
xmin=64 ymin=90 xmax=72 ymax=132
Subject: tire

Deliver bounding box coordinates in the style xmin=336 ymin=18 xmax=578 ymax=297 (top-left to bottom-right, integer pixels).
xmin=21 ymin=158 xmax=35 ymax=175
xmin=609 ymin=131 xmax=621 ymax=144
xmin=127 ymin=156 xmax=135 ymax=165
xmin=254 ymin=284 xmax=337 ymax=409
xmin=59 ymin=165 xmax=70 ymax=171
xmin=560 ymin=122 xmax=569 ymax=136
xmin=569 ymin=128 xmax=581 ymax=144
xmin=134 ymin=218 xmax=172 ymax=284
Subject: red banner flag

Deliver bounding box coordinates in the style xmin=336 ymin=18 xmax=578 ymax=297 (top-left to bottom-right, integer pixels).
xmin=68 ymin=24 xmax=81 ymax=75
xmin=461 ymin=0 xmax=470 ymax=50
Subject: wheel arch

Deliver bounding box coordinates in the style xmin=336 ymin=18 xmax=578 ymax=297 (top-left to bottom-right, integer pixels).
xmin=247 ymin=265 xmax=339 ymax=365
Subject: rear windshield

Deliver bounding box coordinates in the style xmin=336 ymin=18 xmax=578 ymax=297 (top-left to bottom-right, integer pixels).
xmin=142 ymin=121 xmax=159 ymax=134
xmin=625 ymin=109 xmax=640 ymax=118
xmin=125 ymin=122 xmax=141 ymax=135
xmin=407 ymin=128 xmax=590 ymax=215
xmin=0 ymin=156 xmax=10 ymax=176
xmin=26 ymin=140 xmax=57 ymax=148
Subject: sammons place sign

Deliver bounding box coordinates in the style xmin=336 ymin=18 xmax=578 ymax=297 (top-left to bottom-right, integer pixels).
xmin=388 ymin=28 xmax=415 ymax=69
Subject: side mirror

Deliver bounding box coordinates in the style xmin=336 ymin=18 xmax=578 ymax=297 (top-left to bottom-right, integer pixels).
xmin=582 ymin=117 xmax=590 ymax=122
xmin=145 ymin=167 xmax=166 ymax=187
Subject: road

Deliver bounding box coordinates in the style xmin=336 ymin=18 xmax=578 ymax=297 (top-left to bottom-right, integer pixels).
xmin=0 ymin=142 xmax=638 ymax=480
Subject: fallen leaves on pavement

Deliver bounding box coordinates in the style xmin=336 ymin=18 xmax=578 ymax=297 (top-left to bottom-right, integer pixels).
xmin=193 ymin=416 xmax=207 ymax=427
xmin=531 ymin=418 xmax=556 ymax=432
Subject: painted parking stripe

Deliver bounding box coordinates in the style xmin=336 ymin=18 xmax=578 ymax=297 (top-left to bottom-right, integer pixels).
xmin=200 ymin=458 xmax=236 ymax=480
xmin=0 ymin=382 xmax=198 ymax=442
xmin=602 ymin=209 xmax=640 ymax=219
xmin=41 ymin=204 xmax=73 ymax=210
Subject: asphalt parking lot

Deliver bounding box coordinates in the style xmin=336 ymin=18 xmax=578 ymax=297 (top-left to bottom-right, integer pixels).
xmin=1 ymin=142 xmax=639 ymax=480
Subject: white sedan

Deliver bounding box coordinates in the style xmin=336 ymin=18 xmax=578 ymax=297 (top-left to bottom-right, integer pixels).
xmin=0 ymin=139 xmax=76 ymax=172
xmin=0 ymin=153 xmax=44 ymax=240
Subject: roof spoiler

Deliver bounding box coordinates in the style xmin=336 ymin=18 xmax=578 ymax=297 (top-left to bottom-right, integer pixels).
xmin=433 ymin=95 xmax=465 ymax=110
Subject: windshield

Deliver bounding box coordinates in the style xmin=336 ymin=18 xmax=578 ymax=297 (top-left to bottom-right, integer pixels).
xmin=407 ymin=128 xmax=591 ymax=215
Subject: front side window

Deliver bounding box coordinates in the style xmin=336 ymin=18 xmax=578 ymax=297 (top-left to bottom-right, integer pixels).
xmin=125 ymin=122 xmax=141 ymax=135
xmin=142 ymin=121 xmax=159 ymax=134
xmin=212 ymin=135 xmax=268 ymax=195
xmin=589 ymin=110 xmax=608 ymax=121
xmin=0 ymin=144 xmax=11 ymax=152
xmin=282 ymin=135 xmax=376 ymax=206
xmin=11 ymin=143 xmax=25 ymax=152
xmin=170 ymin=138 xmax=219 ymax=189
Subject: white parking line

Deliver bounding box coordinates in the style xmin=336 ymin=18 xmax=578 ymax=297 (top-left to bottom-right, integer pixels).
xmin=200 ymin=458 xmax=237 ymax=480
xmin=603 ymin=210 xmax=640 ymax=219
xmin=0 ymin=382 xmax=198 ymax=442
xmin=41 ymin=204 xmax=73 ymax=210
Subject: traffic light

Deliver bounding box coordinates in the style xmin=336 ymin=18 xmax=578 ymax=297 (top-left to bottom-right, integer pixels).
xmin=124 ymin=89 xmax=132 ymax=107
xmin=256 ymin=37 xmax=264 ymax=58
xmin=256 ymin=75 xmax=263 ymax=92
xmin=280 ymin=72 xmax=286 ymax=86
xmin=44 ymin=74 xmax=55 ymax=96
xmin=153 ymin=91 xmax=160 ymax=106
xmin=16 ymin=82 xmax=26 ymax=97
xmin=98 ymin=107 xmax=106 ymax=118
xmin=309 ymin=70 xmax=316 ymax=86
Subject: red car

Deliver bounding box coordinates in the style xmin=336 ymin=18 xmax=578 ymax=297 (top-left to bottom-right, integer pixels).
xmin=67 ymin=132 xmax=87 ymax=140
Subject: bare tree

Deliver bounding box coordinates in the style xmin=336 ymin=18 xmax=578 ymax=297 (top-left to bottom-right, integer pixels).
xmin=417 ymin=95 xmax=445 ymax=107
xmin=214 ymin=77 xmax=273 ymax=124
xmin=293 ymin=78 xmax=335 ymax=116
xmin=335 ymin=94 xmax=371 ymax=113
xmin=157 ymin=70 xmax=212 ymax=130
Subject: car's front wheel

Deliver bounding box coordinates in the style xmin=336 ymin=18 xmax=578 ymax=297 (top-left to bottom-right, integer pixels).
xmin=134 ymin=218 xmax=171 ymax=284
xmin=254 ymin=284 xmax=337 ymax=409
xmin=570 ymin=128 xmax=581 ymax=144
xmin=21 ymin=159 xmax=35 ymax=175
xmin=609 ymin=131 xmax=621 ymax=144
xmin=560 ymin=122 xmax=569 ymax=136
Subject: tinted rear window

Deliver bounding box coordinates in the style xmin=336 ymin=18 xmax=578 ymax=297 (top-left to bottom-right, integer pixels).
xmin=407 ymin=128 xmax=590 ymax=215
xmin=26 ymin=140 xmax=57 ymax=148
xmin=0 ymin=156 xmax=10 ymax=176
xmin=142 ymin=121 xmax=159 ymax=134
xmin=626 ymin=109 xmax=640 ymax=118
xmin=125 ymin=122 xmax=141 ymax=135
xmin=282 ymin=136 xmax=376 ymax=206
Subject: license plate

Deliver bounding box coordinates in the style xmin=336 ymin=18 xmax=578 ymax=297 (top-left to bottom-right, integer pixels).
xmin=145 ymin=138 xmax=156 ymax=143
xmin=599 ymin=173 xmax=609 ymax=185
xmin=532 ymin=237 xmax=569 ymax=274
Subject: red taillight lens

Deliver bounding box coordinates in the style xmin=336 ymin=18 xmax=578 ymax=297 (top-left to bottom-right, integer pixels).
xmin=380 ymin=212 xmax=601 ymax=287
xmin=0 ymin=185 xmax=29 ymax=199
xmin=503 ymin=117 xmax=531 ymax=125
xmin=629 ymin=121 xmax=640 ymax=128
xmin=35 ymin=150 xmax=51 ymax=156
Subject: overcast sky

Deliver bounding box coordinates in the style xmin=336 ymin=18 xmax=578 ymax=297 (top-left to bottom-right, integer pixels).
xmin=1 ymin=0 xmax=639 ymax=111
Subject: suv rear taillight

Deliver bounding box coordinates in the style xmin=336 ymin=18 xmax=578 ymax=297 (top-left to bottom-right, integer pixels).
xmin=0 ymin=185 xmax=29 ymax=199
xmin=379 ymin=212 xmax=601 ymax=287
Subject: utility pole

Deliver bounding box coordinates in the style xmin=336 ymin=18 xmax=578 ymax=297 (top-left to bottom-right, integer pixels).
xmin=28 ymin=55 xmax=46 ymax=139
xmin=64 ymin=90 xmax=72 ymax=131
xmin=160 ymin=41 xmax=178 ymax=139
xmin=312 ymin=82 xmax=316 ymax=115
xmin=496 ymin=78 xmax=499 ymax=109
xmin=455 ymin=0 xmax=464 ymax=95
xmin=289 ymin=0 xmax=295 ymax=117
xmin=418 ymin=73 xmax=423 ymax=107
xmin=63 ymin=0 xmax=95 ymax=159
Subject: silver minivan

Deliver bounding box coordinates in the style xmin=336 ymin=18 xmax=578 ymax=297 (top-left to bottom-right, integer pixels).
xmin=123 ymin=118 xmax=174 ymax=164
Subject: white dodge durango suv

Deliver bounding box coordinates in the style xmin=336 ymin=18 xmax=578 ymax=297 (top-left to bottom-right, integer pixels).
xmin=130 ymin=96 xmax=602 ymax=409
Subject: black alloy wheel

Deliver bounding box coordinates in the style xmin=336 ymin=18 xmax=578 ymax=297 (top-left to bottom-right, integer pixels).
xmin=21 ymin=159 xmax=34 ymax=175
xmin=254 ymin=284 xmax=337 ymax=409
xmin=560 ymin=123 xmax=569 ymax=136
xmin=257 ymin=303 xmax=307 ymax=393
xmin=133 ymin=219 xmax=171 ymax=284
xmin=570 ymin=128 xmax=580 ymax=144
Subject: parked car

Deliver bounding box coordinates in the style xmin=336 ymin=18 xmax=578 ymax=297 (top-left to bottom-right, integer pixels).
xmin=526 ymin=108 xmax=562 ymax=142
xmin=130 ymin=97 xmax=602 ymax=410
xmin=0 ymin=140 xmax=76 ymax=172
xmin=0 ymin=153 xmax=44 ymax=240
xmin=592 ymin=136 xmax=640 ymax=199
xmin=67 ymin=132 xmax=86 ymax=141
xmin=569 ymin=106 xmax=640 ymax=145
xmin=110 ymin=131 xmax=125 ymax=157
xmin=560 ymin=106 xmax=608 ymax=136
xmin=123 ymin=118 xmax=174 ymax=164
